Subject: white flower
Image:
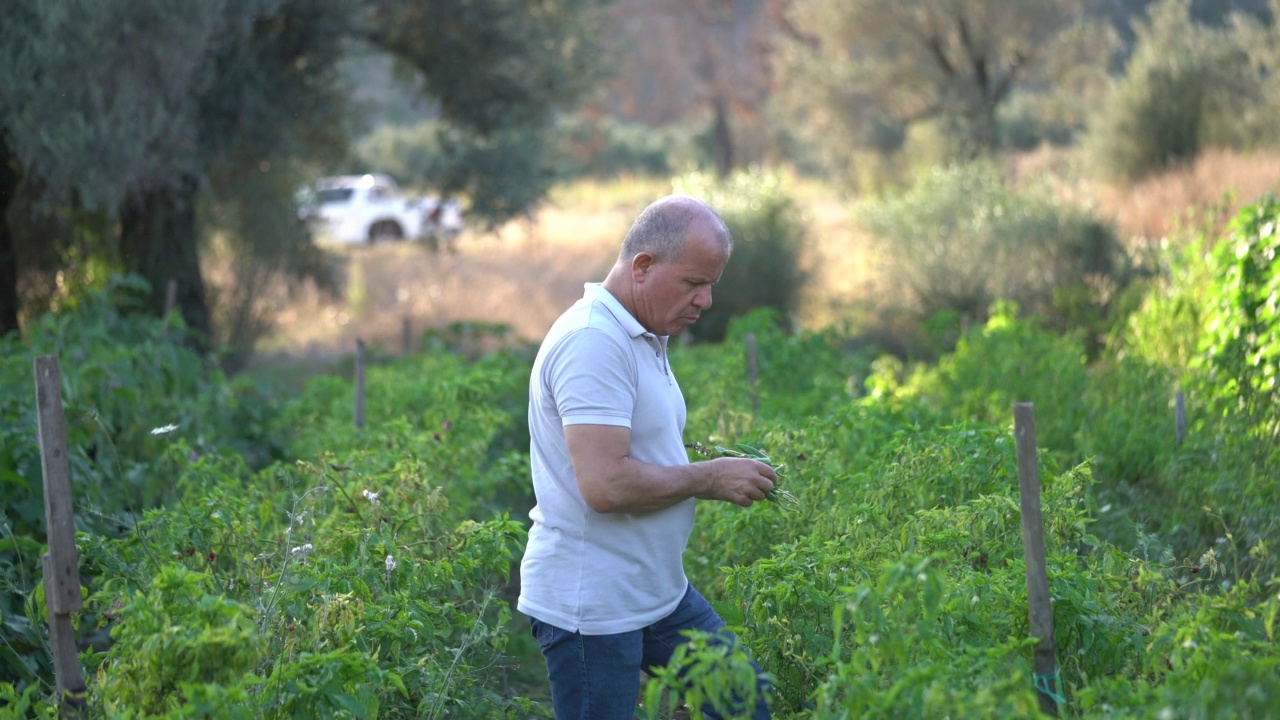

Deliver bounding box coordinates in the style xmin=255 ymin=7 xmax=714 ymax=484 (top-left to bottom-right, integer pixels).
xmin=1158 ymin=708 xmax=1174 ymax=720
xmin=970 ymin=595 xmax=979 ymax=606
xmin=917 ymin=572 xmax=927 ymax=582
xmin=290 ymin=543 xmax=314 ymax=556
xmin=1100 ymin=504 xmax=1112 ymax=513
xmin=150 ymin=423 xmax=180 ymax=435
xmin=385 ymin=555 xmax=397 ymax=573
xmin=362 ymin=489 xmax=380 ymax=506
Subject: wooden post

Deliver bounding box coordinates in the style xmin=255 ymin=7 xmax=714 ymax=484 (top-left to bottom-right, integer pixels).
xmin=164 ymin=278 xmax=177 ymax=316
xmin=402 ymin=316 xmax=412 ymax=355
xmin=744 ymin=332 xmax=759 ymax=414
xmin=34 ymin=357 xmax=87 ymax=717
xmin=1013 ymin=402 xmax=1060 ymax=717
xmin=1174 ymin=390 xmax=1186 ymax=448
xmin=354 ymin=340 xmax=367 ymax=429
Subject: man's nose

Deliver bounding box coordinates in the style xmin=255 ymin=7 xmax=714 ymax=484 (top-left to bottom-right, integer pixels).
xmin=693 ymin=287 xmax=713 ymax=310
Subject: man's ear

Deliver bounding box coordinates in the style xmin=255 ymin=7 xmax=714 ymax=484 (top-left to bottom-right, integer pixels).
xmin=631 ymin=252 xmax=656 ymax=281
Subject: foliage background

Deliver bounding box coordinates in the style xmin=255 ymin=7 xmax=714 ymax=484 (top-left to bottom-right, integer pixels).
xmin=4 ymin=0 xmax=1280 ymax=717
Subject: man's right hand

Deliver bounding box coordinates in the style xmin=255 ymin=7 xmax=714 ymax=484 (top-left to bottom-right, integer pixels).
xmin=695 ymin=457 xmax=777 ymax=507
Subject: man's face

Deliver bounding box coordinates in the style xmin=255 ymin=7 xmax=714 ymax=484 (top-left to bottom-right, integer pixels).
xmin=632 ymin=218 xmax=729 ymax=336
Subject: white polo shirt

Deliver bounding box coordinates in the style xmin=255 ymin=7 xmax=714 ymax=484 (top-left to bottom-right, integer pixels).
xmin=518 ymin=283 xmax=693 ymax=635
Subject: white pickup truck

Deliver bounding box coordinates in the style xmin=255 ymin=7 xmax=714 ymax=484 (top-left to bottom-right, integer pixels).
xmin=298 ymin=173 xmax=464 ymax=247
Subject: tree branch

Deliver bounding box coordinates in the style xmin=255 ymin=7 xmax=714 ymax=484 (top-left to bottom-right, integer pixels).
xmin=767 ymin=0 xmax=819 ymax=51
xmin=991 ymin=50 xmax=1030 ymax=102
xmin=954 ymin=10 xmax=989 ymax=91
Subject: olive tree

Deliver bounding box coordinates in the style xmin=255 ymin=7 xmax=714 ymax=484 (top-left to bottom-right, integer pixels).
xmin=0 ymin=0 xmax=355 ymax=348
xmin=1085 ymin=0 xmax=1265 ymax=183
xmin=0 ymin=0 xmax=606 ymax=357
xmin=772 ymin=0 xmax=1115 ymax=186
xmin=365 ymin=0 xmax=607 ymax=225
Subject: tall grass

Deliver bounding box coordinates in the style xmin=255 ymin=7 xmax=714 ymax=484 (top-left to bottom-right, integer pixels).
xmin=241 ymin=150 xmax=1280 ymax=375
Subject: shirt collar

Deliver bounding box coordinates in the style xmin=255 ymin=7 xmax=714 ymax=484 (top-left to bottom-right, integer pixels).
xmin=584 ymin=282 xmax=656 ymax=340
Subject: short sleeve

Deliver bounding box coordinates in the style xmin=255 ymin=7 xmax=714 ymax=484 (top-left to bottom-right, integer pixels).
xmin=543 ymin=327 xmax=636 ymax=428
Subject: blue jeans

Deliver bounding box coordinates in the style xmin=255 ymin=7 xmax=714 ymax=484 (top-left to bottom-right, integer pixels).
xmin=529 ymin=584 xmax=771 ymax=719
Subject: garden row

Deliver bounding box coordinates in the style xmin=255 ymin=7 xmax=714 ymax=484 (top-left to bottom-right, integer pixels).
xmin=1 ymin=197 xmax=1278 ymax=717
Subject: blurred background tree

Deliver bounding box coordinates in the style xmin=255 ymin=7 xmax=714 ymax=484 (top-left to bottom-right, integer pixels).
xmin=0 ymin=0 xmax=604 ymax=364
xmin=0 ymin=0 xmax=358 ymax=354
xmin=1085 ymin=0 xmax=1266 ymax=184
xmin=770 ymin=0 xmax=1118 ymax=190
xmin=2 ymin=0 xmax=1278 ymax=365
xmin=363 ymin=0 xmax=605 ymax=222
xmin=673 ymin=171 xmax=810 ymax=343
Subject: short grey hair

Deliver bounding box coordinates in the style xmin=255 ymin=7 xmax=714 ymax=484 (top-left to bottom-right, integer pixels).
xmin=618 ymin=195 xmax=732 ymax=263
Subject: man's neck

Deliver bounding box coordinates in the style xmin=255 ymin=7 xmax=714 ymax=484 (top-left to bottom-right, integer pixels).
xmin=600 ymin=267 xmax=636 ymax=322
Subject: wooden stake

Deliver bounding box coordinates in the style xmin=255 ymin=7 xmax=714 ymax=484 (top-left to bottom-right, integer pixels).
xmin=1175 ymin=390 xmax=1186 ymax=448
xmin=402 ymin=316 xmax=412 ymax=355
xmin=34 ymin=356 xmax=87 ymax=717
xmin=745 ymin=332 xmax=759 ymax=415
xmin=1013 ymin=402 xmax=1059 ymax=717
xmin=164 ymin=278 xmax=177 ymax=316
xmin=354 ymin=340 xmax=367 ymax=429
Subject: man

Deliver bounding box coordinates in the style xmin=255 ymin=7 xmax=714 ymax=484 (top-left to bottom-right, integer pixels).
xmin=518 ymin=194 xmax=776 ymax=719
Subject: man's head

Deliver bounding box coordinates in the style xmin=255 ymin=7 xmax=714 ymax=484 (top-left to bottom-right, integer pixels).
xmin=604 ymin=195 xmax=732 ymax=336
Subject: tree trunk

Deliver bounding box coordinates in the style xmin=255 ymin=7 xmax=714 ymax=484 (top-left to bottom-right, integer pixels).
xmin=712 ymin=93 xmax=735 ymax=179
xmin=119 ymin=177 xmax=212 ymax=352
xmin=968 ymin=97 xmax=999 ymax=157
xmin=0 ymin=139 xmax=21 ymax=337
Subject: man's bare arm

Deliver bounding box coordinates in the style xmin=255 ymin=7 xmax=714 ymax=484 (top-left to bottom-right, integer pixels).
xmin=565 ymin=424 xmax=777 ymax=514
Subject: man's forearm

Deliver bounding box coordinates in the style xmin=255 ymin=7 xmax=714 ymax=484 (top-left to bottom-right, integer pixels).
xmin=565 ymin=424 xmax=776 ymax=513
xmin=581 ymin=458 xmax=709 ymax=513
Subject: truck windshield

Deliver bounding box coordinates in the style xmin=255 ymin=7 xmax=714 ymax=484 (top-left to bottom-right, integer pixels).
xmin=316 ymin=188 xmax=354 ymax=204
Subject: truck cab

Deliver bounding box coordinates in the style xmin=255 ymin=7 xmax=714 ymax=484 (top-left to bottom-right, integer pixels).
xmin=299 ymin=173 xmax=462 ymax=247
xmin=299 ymin=174 xmax=420 ymax=245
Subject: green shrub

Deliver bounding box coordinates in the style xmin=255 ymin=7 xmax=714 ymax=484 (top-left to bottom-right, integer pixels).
xmin=1195 ymin=195 xmax=1280 ymax=442
xmin=1116 ymin=242 xmax=1209 ymax=380
xmin=94 ymin=564 xmax=264 ymax=718
xmin=676 ymin=308 xmax=871 ymax=435
xmin=0 ymin=275 xmax=282 ymax=540
xmin=1084 ymin=0 xmax=1260 ymax=184
xmin=690 ymin=429 xmax=1105 ymax=717
xmin=553 ymin=114 xmax=699 ymax=179
xmin=1091 ymin=198 xmax=1280 ymax=580
xmin=641 ymin=628 xmax=769 ymax=719
xmin=353 ymin=120 xmax=447 ymax=190
xmin=78 ymin=441 xmax=530 ymax=718
xmin=672 ymin=171 xmax=810 ymax=343
xmin=899 ymin=302 xmax=1091 ymax=455
xmin=1076 ymin=353 xmax=1178 ymax=485
xmin=997 ymin=91 xmax=1078 ymax=151
xmin=270 ymin=345 xmax=532 ymax=519
xmin=857 ymin=162 xmax=1131 ymax=346
xmin=0 ymin=277 xmax=283 ymax=689
xmin=6 ymin=193 xmax=1280 ymax=718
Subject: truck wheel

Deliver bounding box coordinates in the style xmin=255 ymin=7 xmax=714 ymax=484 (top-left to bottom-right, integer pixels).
xmin=368 ymin=221 xmax=404 ymax=243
